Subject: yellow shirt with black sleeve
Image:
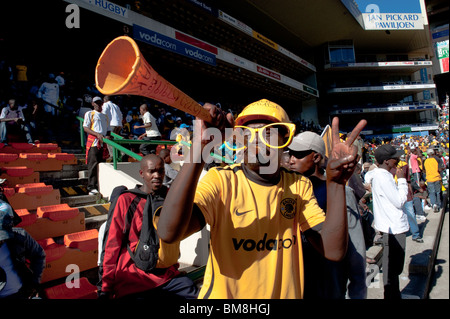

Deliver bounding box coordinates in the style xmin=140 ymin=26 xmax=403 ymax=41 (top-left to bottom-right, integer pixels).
xmin=424 ymin=157 xmax=441 ymax=183
xmin=194 ymin=164 xmax=326 ymax=299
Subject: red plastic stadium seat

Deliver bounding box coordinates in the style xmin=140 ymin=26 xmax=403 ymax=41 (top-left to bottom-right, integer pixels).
xmin=0 ymin=153 xmax=18 ymax=162
xmin=64 ymin=229 xmax=99 ymax=252
xmin=36 ymin=143 xmax=59 ymax=150
xmin=19 ymin=153 xmax=48 ymax=161
xmin=44 ymin=277 xmax=97 ymax=299
xmin=10 ymin=143 xmax=35 ymax=151
xmin=47 ymin=153 xmax=75 ymax=161
xmin=38 ymin=238 xmax=67 ymax=262
xmin=16 ymin=183 xmax=53 ymax=195
xmin=37 ymin=204 xmax=79 ymax=221
xmin=15 ymin=208 xmax=37 ymax=227
xmin=3 ymin=166 xmax=34 ymax=177
xmin=38 ymin=237 xmax=59 ymax=249
xmin=3 ymin=187 xmax=15 ymax=197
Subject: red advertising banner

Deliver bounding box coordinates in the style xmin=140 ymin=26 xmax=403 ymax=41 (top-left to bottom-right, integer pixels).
xmin=175 ymin=31 xmax=218 ymax=55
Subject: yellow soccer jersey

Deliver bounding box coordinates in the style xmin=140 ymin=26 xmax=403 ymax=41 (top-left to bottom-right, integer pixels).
xmin=194 ymin=164 xmax=326 ymax=299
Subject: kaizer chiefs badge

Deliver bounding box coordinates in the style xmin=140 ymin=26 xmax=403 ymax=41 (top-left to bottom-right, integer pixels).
xmin=280 ymin=198 xmax=296 ymax=219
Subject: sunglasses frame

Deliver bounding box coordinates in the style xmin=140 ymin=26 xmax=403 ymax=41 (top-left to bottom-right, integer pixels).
xmin=225 ymin=122 xmax=296 ymax=151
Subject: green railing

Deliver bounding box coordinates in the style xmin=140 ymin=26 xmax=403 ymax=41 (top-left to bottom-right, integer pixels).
xmin=76 ymin=116 xmax=233 ymax=169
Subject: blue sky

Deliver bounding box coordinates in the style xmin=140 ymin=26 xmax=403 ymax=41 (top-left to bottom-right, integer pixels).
xmin=355 ymin=0 xmax=422 ymax=13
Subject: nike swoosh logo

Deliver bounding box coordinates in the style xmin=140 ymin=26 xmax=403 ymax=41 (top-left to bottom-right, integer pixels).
xmin=235 ymin=209 xmax=252 ymax=216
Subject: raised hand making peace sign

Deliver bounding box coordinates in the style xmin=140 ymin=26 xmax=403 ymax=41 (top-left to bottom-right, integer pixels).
xmin=326 ymin=117 xmax=367 ymax=185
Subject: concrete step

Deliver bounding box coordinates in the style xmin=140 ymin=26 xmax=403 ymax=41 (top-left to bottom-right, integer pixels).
xmin=61 ymin=194 xmax=100 ymax=207
xmin=47 ymin=178 xmax=88 ymax=191
xmin=40 ymin=165 xmax=87 ymax=181
xmin=367 ymin=196 xmax=448 ymax=299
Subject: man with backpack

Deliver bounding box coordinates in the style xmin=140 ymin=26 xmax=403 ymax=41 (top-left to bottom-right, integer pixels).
xmin=98 ymin=154 xmax=198 ymax=299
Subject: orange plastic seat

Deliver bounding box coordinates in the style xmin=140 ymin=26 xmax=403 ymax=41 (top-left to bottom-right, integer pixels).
xmin=64 ymin=229 xmax=99 ymax=252
xmin=3 ymin=187 xmax=15 ymax=197
xmin=16 ymin=183 xmax=53 ymax=196
xmin=0 ymin=153 xmax=18 ymax=162
xmin=38 ymin=237 xmax=59 ymax=249
xmin=37 ymin=204 xmax=79 ymax=221
xmin=47 ymin=153 xmax=75 ymax=161
xmin=36 ymin=143 xmax=59 ymax=150
xmin=3 ymin=166 xmax=34 ymax=177
xmin=44 ymin=245 xmax=67 ymax=262
xmin=10 ymin=143 xmax=34 ymax=151
xmin=19 ymin=153 xmax=48 ymax=161
xmin=44 ymin=277 xmax=97 ymax=299
xmin=15 ymin=208 xmax=37 ymax=227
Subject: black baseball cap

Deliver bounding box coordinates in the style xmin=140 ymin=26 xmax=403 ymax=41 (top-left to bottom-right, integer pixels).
xmin=374 ymin=144 xmax=404 ymax=164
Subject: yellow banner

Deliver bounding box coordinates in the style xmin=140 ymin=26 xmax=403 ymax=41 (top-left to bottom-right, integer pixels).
xmin=252 ymin=31 xmax=279 ymax=50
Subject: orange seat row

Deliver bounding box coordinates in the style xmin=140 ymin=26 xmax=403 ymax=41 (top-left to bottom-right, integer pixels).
xmin=0 ymin=166 xmax=39 ymax=185
xmin=0 ymin=142 xmax=61 ymax=154
xmin=16 ymin=205 xmax=85 ymax=240
xmin=37 ymin=229 xmax=99 ymax=283
xmin=0 ymin=152 xmax=77 ymax=171
xmin=4 ymin=183 xmax=61 ymax=211
xmin=44 ymin=277 xmax=97 ymax=299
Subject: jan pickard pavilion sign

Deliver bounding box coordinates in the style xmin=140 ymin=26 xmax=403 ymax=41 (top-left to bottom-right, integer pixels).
xmin=363 ymin=13 xmax=424 ymax=30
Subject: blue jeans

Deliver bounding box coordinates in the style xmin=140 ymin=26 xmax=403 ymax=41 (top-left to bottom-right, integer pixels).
xmin=427 ymin=181 xmax=441 ymax=209
xmin=0 ymin=121 xmax=33 ymax=143
xmin=403 ymin=200 xmax=420 ymax=239
xmin=413 ymin=197 xmax=425 ymax=217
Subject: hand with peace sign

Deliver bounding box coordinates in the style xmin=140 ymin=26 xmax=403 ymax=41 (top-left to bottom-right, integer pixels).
xmin=326 ymin=117 xmax=367 ymax=185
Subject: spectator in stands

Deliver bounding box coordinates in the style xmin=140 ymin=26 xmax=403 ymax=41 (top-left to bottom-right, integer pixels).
xmin=412 ymin=179 xmax=427 ymax=222
xmin=134 ymin=103 xmax=161 ymax=155
xmin=102 ymin=96 xmax=123 ymax=135
xmin=288 ymin=131 xmax=367 ymax=299
xmin=395 ymin=156 xmax=423 ymax=243
xmin=157 ymin=99 xmax=366 ymax=299
xmin=361 ymin=162 xmax=371 ymax=182
xmin=83 ymin=96 xmax=111 ymax=196
xmin=0 ymin=180 xmax=45 ymax=299
xmin=0 ymin=98 xmax=33 ymax=144
xmin=423 ymin=149 xmax=443 ymax=213
xmin=99 ymin=155 xmax=198 ymax=299
xmin=159 ymin=149 xmax=179 ymax=187
xmin=408 ymin=147 xmax=422 ymax=184
xmin=365 ymin=144 xmax=408 ymax=299
xmin=36 ymin=73 xmax=59 ymax=116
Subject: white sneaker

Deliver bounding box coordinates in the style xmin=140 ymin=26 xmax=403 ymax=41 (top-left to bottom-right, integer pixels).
xmin=416 ymin=215 xmax=426 ymax=222
xmin=89 ymin=189 xmax=99 ymax=195
xmin=424 ymin=205 xmax=432 ymax=210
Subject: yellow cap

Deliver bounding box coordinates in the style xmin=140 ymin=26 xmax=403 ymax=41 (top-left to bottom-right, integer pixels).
xmin=235 ymin=99 xmax=290 ymax=126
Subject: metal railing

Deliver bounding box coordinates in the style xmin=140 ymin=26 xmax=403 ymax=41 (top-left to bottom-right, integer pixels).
xmin=76 ymin=116 xmax=233 ymax=169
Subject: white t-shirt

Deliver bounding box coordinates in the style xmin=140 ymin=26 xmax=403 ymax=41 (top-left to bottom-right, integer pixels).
xmin=0 ymin=107 xmax=25 ymax=121
xmin=102 ymin=101 xmax=123 ymax=127
xmin=143 ymin=111 xmax=161 ymax=138
xmin=365 ymin=168 xmax=409 ymax=234
xmin=36 ymin=82 xmax=59 ymax=113
xmin=83 ymin=110 xmax=111 ymax=147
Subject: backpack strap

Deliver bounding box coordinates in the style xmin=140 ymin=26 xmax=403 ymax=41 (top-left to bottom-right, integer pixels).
xmin=126 ymin=189 xmax=167 ymax=273
xmin=123 ymin=195 xmax=144 ymax=240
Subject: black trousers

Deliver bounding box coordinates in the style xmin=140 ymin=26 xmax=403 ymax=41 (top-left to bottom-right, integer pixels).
xmin=87 ymin=146 xmax=103 ymax=191
xmin=139 ymin=136 xmax=160 ymax=155
xmin=120 ymin=275 xmax=199 ymax=300
xmin=382 ymin=232 xmax=406 ymax=299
